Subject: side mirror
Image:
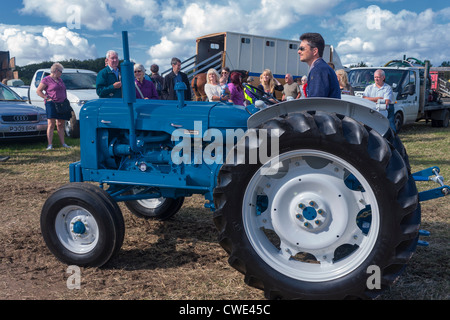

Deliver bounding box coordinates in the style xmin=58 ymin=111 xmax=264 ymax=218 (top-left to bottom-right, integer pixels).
xmin=404 ymin=83 xmax=415 ymax=95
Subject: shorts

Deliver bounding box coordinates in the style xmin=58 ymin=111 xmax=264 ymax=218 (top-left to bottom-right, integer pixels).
xmin=45 ymin=100 xmax=71 ymax=121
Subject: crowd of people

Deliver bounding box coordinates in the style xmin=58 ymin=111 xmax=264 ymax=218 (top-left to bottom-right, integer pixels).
xmin=28 ymin=32 xmax=394 ymax=152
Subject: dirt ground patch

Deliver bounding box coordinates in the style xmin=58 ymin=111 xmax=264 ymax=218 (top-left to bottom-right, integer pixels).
xmin=0 ymin=162 xmax=262 ymax=299
xmin=0 ymin=136 xmax=448 ymax=300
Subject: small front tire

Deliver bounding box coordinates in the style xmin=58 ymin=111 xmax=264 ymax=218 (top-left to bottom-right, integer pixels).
xmin=41 ymin=183 xmax=124 ymax=267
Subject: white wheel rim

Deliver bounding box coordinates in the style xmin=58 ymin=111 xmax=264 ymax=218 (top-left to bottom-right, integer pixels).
xmin=136 ymin=197 xmax=165 ymax=209
xmin=55 ymin=205 xmax=99 ymax=254
xmin=242 ymin=150 xmax=380 ymax=282
xmin=130 ymin=187 xmax=166 ymax=209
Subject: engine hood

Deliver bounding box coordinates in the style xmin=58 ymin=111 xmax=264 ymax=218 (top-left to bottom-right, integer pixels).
xmin=87 ymin=99 xmax=250 ymax=138
xmin=66 ymin=89 xmax=98 ymax=102
xmin=208 ymin=103 xmax=249 ymax=130
xmin=0 ymin=101 xmax=45 ymax=114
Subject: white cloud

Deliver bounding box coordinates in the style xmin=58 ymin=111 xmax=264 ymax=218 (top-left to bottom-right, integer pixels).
xmin=21 ymin=0 xmax=161 ymax=31
xmin=337 ymin=6 xmax=450 ymax=66
xmin=21 ymin=0 xmax=114 ymax=31
xmin=145 ymin=0 xmax=342 ymax=70
xmin=0 ymin=25 xmax=97 ymax=65
xmin=104 ymin=0 xmax=161 ymax=28
xmin=12 ymin=0 xmax=449 ymax=72
xmin=16 ymin=0 xmax=345 ymax=70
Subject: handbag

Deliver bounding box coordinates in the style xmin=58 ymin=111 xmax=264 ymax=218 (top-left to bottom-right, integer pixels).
xmin=135 ymin=82 xmax=145 ymax=99
xmin=55 ymin=98 xmax=71 ymax=115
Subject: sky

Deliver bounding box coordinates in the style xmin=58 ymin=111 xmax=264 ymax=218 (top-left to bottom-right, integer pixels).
xmin=0 ymin=0 xmax=449 ymax=74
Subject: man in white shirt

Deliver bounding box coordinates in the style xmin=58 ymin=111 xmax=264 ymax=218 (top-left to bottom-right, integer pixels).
xmin=363 ymin=69 xmax=393 ymax=105
xmin=363 ymin=69 xmax=396 ymax=131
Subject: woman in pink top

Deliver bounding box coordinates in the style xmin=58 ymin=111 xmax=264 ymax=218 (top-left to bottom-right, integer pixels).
xmin=36 ymin=63 xmax=71 ymax=150
xmin=227 ymin=71 xmax=245 ymax=106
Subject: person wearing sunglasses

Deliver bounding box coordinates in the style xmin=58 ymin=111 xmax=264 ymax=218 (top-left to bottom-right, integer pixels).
xmin=134 ymin=64 xmax=158 ymax=100
xmin=220 ymin=68 xmax=230 ymax=83
xmin=298 ymin=33 xmax=340 ymax=99
xmin=36 ymin=63 xmax=72 ymax=150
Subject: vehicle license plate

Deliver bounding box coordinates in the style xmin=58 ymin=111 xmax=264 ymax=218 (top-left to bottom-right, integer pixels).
xmin=9 ymin=125 xmax=37 ymax=132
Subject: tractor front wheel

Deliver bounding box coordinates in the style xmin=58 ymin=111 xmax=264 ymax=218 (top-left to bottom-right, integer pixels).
xmin=41 ymin=183 xmax=125 ymax=267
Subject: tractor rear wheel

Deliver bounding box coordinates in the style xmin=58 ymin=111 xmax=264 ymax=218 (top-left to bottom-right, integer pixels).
xmin=213 ymin=111 xmax=420 ymax=299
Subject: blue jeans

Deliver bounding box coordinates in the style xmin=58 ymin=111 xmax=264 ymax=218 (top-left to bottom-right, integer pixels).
xmin=387 ymin=104 xmax=396 ymax=133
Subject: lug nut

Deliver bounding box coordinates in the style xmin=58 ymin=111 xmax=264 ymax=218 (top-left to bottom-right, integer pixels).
xmin=309 ymin=201 xmax=316 ymax=206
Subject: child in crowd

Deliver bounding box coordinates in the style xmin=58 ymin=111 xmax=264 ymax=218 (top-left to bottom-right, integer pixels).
xmin=220 ymin=75 xmax=230 ymax=98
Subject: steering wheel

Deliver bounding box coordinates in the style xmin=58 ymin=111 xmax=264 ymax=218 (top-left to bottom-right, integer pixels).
xmin=244 ymin=84 xmax=281 ymax=105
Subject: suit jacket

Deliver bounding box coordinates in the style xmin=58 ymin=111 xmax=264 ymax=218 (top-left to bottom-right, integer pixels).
xmin=96 ymin=66 xmax=122 ymax=98
xmin=162 ymin=71 xmax=191 ymax=101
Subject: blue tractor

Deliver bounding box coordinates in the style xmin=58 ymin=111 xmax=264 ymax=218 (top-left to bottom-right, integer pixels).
xmin=40 ymin=32 xmax=448 ymax=299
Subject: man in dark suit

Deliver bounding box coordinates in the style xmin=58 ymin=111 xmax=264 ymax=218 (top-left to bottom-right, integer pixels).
xmin=96 ymin=50 xmax=122 ymax=98
xmin=161 ymin=57 xmax=191 ymax=101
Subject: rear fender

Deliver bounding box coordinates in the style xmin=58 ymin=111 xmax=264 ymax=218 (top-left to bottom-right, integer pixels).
xmin=248 ymin=97 xmax=390 ymax=136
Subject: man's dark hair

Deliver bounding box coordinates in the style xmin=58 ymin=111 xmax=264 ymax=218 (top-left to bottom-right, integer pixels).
xmin=171 ymin=57 xmax=181 ymax=65
xmin=300 ymin=33 xmax=325 ymax=57
xmin=150 ymin=64 xmax=159 ymax=73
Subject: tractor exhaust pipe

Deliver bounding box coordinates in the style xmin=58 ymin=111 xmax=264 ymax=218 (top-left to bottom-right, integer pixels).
xmin=121 ymin=31 xmax=138 ymax=152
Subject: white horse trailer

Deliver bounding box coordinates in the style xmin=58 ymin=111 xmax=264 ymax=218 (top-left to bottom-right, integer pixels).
xmin=195 ymin=31 xmax=343 ymax=80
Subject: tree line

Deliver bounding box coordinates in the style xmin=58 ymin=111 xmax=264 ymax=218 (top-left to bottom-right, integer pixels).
xmin=15 ymin=57 xmax=110 ymax=85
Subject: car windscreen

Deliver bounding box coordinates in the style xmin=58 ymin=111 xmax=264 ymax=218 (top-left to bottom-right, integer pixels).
xmin=0 ymin=85 xmax=24 ymax=101
xmin=60 ymin=73 xmax=97 ymax=90
xmin=348 ymin=69 xmax=408 ymax=92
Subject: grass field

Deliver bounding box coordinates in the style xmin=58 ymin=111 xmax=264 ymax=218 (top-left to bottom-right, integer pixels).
xmin=0 ymin=120 xmax=448 ymax=300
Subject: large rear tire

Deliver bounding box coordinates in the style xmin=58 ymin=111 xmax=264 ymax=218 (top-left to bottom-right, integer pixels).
xmin=213 ymin=111 xmax=420 ymax=299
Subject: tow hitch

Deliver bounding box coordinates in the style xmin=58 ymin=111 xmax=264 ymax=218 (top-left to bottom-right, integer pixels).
xmin=412 ymin=166 xmax=449 ymax=246
xmin=413 ymin=166 xmax=449 ymax=201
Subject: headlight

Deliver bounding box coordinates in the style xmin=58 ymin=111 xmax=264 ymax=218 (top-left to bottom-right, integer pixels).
xmin=40 ymin=113 xmax=47 ymax=121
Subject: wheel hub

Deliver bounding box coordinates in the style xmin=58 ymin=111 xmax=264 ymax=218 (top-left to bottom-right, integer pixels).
xmin=295 ymin=200 xmax=328 ymax=231
xmin=55 ymin=205 xmax=99 ymax=253
xmin=71 ymin=219 xmax=87 ymax=235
